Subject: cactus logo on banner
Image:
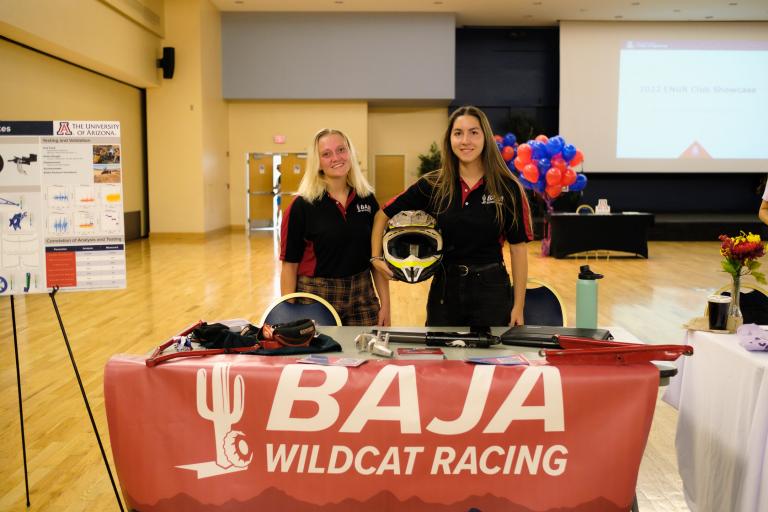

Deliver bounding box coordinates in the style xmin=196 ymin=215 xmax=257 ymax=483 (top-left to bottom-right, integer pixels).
xmin=176 ymin=363 xmax=253 ymax=478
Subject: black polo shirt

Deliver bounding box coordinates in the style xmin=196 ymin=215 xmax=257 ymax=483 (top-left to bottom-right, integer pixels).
xmin=383 ymin=174 xmax=532 ymax=265
xmin=280 ymin=190 xmax=379 ymax=277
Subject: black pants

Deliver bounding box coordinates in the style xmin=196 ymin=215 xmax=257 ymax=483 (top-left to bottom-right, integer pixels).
xmin=426 ymin=262 xmax=512 ymax=327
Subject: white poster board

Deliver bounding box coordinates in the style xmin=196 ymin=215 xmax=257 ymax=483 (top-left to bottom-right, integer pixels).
xmin=0 ymin=121 xmax=126 ymax=294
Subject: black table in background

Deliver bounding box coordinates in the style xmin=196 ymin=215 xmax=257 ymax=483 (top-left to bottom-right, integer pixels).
xmin=548 ymin=212 xmax=655 ymax=258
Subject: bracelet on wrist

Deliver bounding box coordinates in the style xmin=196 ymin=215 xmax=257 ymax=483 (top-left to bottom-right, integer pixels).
xmin=370 ymin=256 xmax=385 ymax=263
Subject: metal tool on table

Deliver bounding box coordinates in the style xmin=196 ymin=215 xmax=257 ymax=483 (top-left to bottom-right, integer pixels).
xmin=540 ymin=335 xmax=693 ymax=365
xmin=371 ymin=327 xmax=693 ymax=366
xmin=355 ymin=332 xmax=394 ymax=357
xmin=371 ymin=327 xmax=500 ymax=348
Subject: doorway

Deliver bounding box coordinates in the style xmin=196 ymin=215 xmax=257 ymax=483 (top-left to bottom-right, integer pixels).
xmin=374 ymin=154 xmax=406 ymax=206
xmin=247 ymin=153 xmax=276 ymax=230
xmin=278 ymin=153 xmax=306 ymax=217
xmin=246 ymin=152 xmax=306 ymax=232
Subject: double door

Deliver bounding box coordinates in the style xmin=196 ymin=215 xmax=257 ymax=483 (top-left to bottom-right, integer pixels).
xmin=247 ymin=153 xmax=306 ymax=230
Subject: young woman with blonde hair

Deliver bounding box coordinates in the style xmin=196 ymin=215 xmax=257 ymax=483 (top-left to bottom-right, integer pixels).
xmin=371 ymin=106 xmax=532 ymax=326
xmin=280 ymin=128 xmax=390 ymax=326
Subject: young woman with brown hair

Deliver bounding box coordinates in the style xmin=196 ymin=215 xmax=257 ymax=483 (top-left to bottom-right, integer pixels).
xmin=371 ymin=106 xmax=532 ymax=326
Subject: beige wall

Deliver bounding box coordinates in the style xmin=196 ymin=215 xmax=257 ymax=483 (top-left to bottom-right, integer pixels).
xmin=0 ymin=38 xmax=146 ymax=234
xmin=200 ymin=0 xmax=230 ymax=232
xmin=1 ymin=1 xmax=449 ymax=234
xmin=0 ymin=0 xmax=162 ymax=87
xmin=147 ymin=0 xmax=229 ymax=234
xmin=227 ymin=101 xmax=368 ymax=227
xmin=147 ymin=0 xmax=205 ymax=233
xmin=368 ymin=107 xmax=448 ymax=186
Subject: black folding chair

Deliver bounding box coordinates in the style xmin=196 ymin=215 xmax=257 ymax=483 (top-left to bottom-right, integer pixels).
xmin=716 ymin=283 xmax=768 ymax=325
xmin=524 ymin=278 xmax=567 ymax=327
xmin=260 ymin=292 xmax=342 ymax=326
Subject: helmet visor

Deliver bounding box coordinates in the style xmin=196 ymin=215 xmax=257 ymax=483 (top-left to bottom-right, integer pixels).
xmin=386 ymin=232 xmax=440 ymax=259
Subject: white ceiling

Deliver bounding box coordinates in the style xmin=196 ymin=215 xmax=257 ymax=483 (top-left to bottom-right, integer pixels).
xmin=210 ymin=0 xmax=768 ymax=26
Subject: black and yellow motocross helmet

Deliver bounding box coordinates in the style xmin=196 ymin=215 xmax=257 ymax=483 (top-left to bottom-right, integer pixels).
xmin=383 ymin=210 xmax=442 ymax=283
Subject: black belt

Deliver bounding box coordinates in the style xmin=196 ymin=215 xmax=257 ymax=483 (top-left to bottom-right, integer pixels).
xmin=444 ymin=262 xmax=503 ymax=277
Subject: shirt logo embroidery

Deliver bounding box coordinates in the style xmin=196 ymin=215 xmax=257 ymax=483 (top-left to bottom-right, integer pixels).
xmin=481 ymin=194 xmax=504 ymax=205
xmin=356 ymin=204 xmax=372 ymax=214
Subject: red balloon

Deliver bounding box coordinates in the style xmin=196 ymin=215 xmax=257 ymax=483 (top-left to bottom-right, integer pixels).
xmin=513 ymin=157 xmax=526 ymax=172
xmin=569 ymin=149 xmax=584 ymax=167
xmin=562 ymin=167 xmax=577 ymax=186
xmin=546 ymin=167 xmax=562 ymax=186
xmin=546 ymin=184 xmax=562 ymax=199
xmin=502 ymin=145 xmax=515 ymax=162
xmin=516 ymin=143 xmax=532 ymax=163
xmin=494 ymin=135 xmax=503 ymax=143
xmin=551 ymin=156 xmax=567 ymax=171
xmin=535 ymin=134 xmax=549 ymax=143
xmin=522 ymin=163 xmax=539 ymax=183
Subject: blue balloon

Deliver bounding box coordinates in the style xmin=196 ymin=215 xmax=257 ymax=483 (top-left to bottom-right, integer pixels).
xmin=570 ymin=173 xmax=588 ymax=192
xmin=530 ymin=141 xmax=547 ymax=160
xmin=496 ymin=141 xmax=504 ymax=152
xmin=535 ymin=180 xmax=546 ymax=193
xmin=536 ymin=158 xmax=551 ymax=173
xmin=546 ymin=136 xmax=565 ymax=158
xmin=562 ymin=143 xmax=577 ymax=162
xmin=518 ymin=175 xmax=533 ymax=189
xmin=504 ymin=133 xmax=517 ymax=147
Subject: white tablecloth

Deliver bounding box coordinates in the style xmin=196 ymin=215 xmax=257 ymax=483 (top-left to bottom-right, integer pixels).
xmin=663 ymin=330 xmax=768 ymax=512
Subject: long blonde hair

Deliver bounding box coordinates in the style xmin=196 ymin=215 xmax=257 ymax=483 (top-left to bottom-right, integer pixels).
xmin=426 ymin=106 xmax=527 ymax=230
xmin=297 ymin=128 xmax=374 ymax=202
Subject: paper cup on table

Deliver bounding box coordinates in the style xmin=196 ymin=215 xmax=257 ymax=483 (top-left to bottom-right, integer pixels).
xmin=707 ymin=295 xmax=731 ymax=331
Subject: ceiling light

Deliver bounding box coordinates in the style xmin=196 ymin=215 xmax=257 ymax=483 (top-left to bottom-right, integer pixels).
xmin=615 ymin=15 xmax=624 ymax=19
xmin=705 ymin=15 xmax=714 ymax=19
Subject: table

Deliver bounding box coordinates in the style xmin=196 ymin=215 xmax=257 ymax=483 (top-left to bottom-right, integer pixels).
xmin=105 ymin=326 xmax=662 ymax=512
xmin=663 ymin=330 xmax=768 ymax=512
xmin=548 ymin=212 xmax=654 ymax=258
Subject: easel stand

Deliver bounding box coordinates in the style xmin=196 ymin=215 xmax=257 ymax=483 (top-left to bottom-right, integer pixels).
xmin=10 ymin=295 xmax=29 ymax=507
xmin=9 ymin=287 xmax=124 ymax=511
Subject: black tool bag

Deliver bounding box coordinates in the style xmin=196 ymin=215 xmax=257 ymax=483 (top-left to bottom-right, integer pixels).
xmin=193 ymin=320 xmax=341 ymax=355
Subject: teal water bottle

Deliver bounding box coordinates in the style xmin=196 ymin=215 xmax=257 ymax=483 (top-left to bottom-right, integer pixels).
xmin=576 ymin=265 xmax=604 ymax=329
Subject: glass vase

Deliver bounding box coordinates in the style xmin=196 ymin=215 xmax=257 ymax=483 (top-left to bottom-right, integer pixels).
xmin=730 ymin=273 xmax=743 ymax=322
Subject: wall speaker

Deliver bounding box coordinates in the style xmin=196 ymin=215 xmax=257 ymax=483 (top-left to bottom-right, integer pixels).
xmin=157 ymin=47 xmax=175 ymax=79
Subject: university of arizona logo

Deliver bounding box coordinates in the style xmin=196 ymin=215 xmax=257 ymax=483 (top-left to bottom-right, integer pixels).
xmin=56 ymin=122 xmax=73 ymax=135
xmin=481 ymin=194 xmax=503 ymax=205
xmin=356 ymin=204 xmax=372 ymax=214
xmin=176 ymin=363 xmax=253 ymax=478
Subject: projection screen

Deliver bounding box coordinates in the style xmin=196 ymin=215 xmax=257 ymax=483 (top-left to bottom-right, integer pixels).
xmin=560 ymin=21 xmax=768 ymax=172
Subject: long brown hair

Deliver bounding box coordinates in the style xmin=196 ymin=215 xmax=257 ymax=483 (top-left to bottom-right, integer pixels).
xmin=425 ymin=106 xmax=527 ymax=230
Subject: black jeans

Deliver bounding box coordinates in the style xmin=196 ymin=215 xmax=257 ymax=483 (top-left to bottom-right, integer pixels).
xmin=426 ymin=262 xmax=512 ymax=327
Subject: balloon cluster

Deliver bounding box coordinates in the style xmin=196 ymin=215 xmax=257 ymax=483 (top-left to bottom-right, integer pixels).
xmin=495 ymin=133 xmax=587 ymax=201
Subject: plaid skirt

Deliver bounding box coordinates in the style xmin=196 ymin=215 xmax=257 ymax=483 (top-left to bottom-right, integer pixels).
xmin=297 ymin=270 xmax=380 ymax=326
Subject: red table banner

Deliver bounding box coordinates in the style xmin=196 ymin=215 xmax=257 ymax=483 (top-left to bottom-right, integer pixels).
xmin=104 ymin=355 xmax=659 ymax=512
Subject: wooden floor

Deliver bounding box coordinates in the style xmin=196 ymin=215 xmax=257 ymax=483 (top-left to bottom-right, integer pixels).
xmin=0 ymin=232 xmax=731 ymax=511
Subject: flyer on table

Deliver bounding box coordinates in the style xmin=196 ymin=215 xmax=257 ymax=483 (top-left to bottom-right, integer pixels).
xmin=0 ymin=121 xmax=126 ymax=295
